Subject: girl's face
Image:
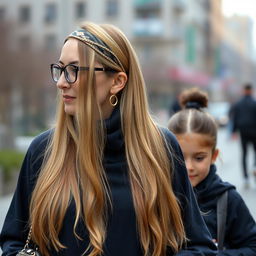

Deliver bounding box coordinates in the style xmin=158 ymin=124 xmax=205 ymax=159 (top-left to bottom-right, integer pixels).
xmin=176 ymin=133 xmax=218 ymax=187
xmin=56 ymin=38 xmax=118 ymax=118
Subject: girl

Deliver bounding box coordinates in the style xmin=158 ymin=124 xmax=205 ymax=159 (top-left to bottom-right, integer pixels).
xmin=168 ymin=87 xmax=256 ymax=255
xmin=0 ymin=23 xmax=216 ymax=256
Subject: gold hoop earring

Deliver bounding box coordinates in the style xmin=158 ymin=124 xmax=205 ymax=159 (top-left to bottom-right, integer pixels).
xmin=109 ymin=94 xmax=118 ymax=106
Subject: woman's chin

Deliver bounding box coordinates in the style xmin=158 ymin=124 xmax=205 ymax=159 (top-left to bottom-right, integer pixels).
xmin=64 ymin=106 xmax=75 ymax=116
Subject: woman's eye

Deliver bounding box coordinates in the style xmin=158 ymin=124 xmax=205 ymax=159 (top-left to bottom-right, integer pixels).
xmin=66 ymin=66 xmax=77 ymax=76
xmin=69 ymin=66 xmax=77 ymax=72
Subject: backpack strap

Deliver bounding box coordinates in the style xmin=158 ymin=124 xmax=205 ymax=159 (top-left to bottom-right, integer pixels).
xmin=217 ymin=190 xmax=228 ymax=250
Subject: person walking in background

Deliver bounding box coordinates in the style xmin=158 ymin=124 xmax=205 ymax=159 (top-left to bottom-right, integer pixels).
xmin=168 ymin=87 xmax=256 ymax=255
xmin=0 ymin=22 xmax=217 ymax=256
xmin=169 ymin=91 xmax=182 ymax=117
xmin=230 ymin=83 xmax=256 ymax=188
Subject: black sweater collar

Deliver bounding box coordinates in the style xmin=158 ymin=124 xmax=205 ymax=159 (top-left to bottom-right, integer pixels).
xmin=104 ymin=105 xmax=125 ymax=162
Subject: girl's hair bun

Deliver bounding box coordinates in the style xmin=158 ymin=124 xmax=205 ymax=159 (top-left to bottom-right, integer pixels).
xmin=179 ymin=87 xmax=208 ymax=110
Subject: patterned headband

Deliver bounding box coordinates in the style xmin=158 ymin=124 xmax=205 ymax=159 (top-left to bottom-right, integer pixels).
xmin=65 ymin=29 xmax=125 ymax=72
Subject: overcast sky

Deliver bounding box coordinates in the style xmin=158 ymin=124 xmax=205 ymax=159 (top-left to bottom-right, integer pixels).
xmin=222 ymin=0 xmax=256 ymax=48
xmin=222 ymin=0 xmax=256 ymax=17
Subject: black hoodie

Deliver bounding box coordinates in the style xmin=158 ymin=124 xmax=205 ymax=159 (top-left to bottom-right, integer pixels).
xmin=194 ymin=164 xmax=256 ymax=255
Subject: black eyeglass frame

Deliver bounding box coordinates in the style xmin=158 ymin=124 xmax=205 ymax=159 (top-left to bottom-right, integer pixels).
xmin=50 ymin=63 xmax=117 ymax=84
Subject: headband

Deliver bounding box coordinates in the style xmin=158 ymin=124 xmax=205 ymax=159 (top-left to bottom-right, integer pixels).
xmin=65 ymin=29 xmax=125 ymax=72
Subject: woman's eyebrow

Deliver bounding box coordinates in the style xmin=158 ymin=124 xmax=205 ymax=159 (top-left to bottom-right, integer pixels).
xmin=58 ymin=60 xmax=79 ymax=65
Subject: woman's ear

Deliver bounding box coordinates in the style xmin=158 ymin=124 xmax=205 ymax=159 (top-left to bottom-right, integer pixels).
xmin=211 ymin=148 xmax=219 ymax=164
xmin=110 ymin=72 xmax=127 ymax=95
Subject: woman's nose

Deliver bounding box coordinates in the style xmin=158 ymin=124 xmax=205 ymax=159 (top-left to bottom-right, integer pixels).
xmin=56 ymin=73 xmax=70 ymax=89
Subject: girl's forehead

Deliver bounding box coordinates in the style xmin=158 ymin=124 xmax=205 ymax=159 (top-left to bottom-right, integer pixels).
xmin=177 ymin=133 xmax=213 ymax=147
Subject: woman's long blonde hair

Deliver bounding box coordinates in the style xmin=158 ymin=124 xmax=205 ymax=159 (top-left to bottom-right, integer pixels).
xmin=30 ymin=22 xmax=186 ymax=256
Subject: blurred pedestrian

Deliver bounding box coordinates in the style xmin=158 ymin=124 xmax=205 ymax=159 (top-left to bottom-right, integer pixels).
xmin=230 ymin=83 xmax=256 ymax=188
xmin=168 ymin=87 xmax=256 ymax=255
xmin=169 ymin=92 xmax=182 ymax=117
xmin=0 ymin=22 xmax=217 ymax=256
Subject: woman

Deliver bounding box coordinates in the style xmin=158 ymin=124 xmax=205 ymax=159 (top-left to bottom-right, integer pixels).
xmin=0 ymin=22 xmax=216 ymax=256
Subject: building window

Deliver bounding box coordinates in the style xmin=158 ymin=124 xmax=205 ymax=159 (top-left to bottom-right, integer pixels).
xmin=45 ymin=34 xmax=56 ymax=49
xmin=75 ymin=2 xmax=86 ymax=19
xmin=106 ymin=0 xmax=118 ymax=18
xmin=19 ymin=6 xmax=30 ymax=23
xmin=0 ymin=7 xmax=5 ymax=22
xmin=45 ymin=3 xmax=57 ymax=24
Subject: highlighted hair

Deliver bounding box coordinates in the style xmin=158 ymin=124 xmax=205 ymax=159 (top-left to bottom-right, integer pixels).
xmin=30 ymin=22 xmax=186 ymax=256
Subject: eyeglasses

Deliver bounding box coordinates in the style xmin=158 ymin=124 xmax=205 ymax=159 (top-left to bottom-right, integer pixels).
xmin=50 ymin=63 xmax=116 ymax=84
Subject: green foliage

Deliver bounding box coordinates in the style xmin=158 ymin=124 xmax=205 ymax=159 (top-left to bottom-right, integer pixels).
xmin=0 ymin=150 xmax=25 ymax=180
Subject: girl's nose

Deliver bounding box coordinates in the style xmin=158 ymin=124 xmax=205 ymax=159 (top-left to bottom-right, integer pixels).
xmin=185 ymin=159 xmax=194 ymax=172
xmin=56 ymin=73 xmax=71 ymax=89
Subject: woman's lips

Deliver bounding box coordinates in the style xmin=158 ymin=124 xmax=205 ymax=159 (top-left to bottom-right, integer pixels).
xmin=63 ymin=95 xmax=76 ymax=103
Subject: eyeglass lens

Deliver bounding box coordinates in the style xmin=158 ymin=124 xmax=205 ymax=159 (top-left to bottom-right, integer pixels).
xmin=51 ymin=64 xmax=77 ymax=83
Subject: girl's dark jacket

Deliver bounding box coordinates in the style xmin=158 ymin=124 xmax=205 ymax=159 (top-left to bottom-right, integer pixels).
xmin=194 ymin=164 xmax=256 ymax=256
xmin=0 ymin=107 xmax=217 ymax=256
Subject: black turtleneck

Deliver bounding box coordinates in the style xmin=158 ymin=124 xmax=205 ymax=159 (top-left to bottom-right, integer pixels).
xmin=103 ymin=106 xmax=141 ymax=255
xmin=0 ymin=106 xmax=217 ymax=256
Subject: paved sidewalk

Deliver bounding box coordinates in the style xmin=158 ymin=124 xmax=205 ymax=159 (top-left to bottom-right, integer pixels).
xmin=0 ymin=194 xmax=13 ymax=254
xmin=0 ymin=194 xmax=12 ymax=228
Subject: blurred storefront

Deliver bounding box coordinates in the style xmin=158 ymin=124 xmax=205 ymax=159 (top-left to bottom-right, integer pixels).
xmin=168 ymin=66 xmax=211 ymax=88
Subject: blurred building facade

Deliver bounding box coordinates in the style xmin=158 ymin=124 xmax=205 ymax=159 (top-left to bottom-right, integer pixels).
xmin=0 ymin=0 xmax=256 ymax=139
xmin=219 ymin=15 xmax=256 ymax=99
